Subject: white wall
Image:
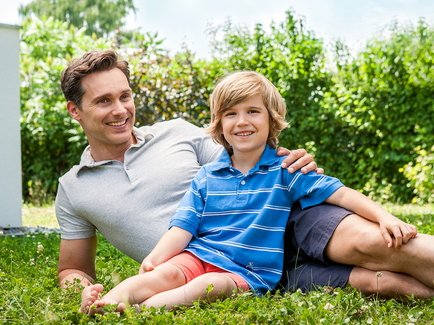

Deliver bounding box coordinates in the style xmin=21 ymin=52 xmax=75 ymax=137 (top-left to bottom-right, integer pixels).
xmin=0 ymin=23 xmax=22 ymax=227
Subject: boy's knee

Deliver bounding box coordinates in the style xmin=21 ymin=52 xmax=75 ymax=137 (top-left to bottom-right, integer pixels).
xmin=198 ymin=273 xmax=237 ymax=294
xmin=155 ymin=264 xmax=185 ymax=283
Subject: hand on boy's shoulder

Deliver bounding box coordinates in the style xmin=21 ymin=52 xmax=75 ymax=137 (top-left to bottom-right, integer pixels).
xmin=276 ymin=147 xmax=324 ymax=174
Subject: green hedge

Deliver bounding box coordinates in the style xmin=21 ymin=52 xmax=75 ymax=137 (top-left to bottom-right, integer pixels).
xmin=19 ymin=13 xmax=434 ymax=204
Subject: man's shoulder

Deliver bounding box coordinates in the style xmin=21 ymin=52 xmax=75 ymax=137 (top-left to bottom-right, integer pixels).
xmin=58 ymin=164 xmax=81 ymax=184
xmin=140 ymin=118 xmax=204 ymax=135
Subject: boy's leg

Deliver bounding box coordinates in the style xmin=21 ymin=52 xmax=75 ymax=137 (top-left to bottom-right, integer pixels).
xmin=327 ymin=214 xmax=434 ymax=288
xmin=80 ymin=284 xmax=104 ymax=313
xmin=89 ymin=262 xmax=186 ymax=313
xmin=143 ymin=272 xmax=245 ymax=309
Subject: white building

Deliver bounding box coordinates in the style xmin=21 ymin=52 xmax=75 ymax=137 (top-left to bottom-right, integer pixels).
xmin=0 ymin=23 xmax=22 ymax=227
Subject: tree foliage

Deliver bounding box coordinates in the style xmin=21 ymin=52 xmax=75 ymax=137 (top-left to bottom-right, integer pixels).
xmin=19 ymin=0 xmax=135 ymax=37
xmin=318 ymin=20 xmax=434 ymax=202
xmin=18 ymin=11 xmax=434 ymax=204
xmin=207 ymin=12 xmax=331 ymax=152
xmin=126 ymin=47 xmax=214 ymax=128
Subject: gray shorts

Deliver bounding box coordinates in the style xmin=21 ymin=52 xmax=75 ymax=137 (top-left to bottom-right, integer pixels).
xmin=278 ymin=202 xmax=354 ymax=292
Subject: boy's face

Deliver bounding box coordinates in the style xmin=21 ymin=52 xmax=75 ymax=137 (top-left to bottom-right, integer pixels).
xmin=221 ymin=94 xmax=269 ymax=157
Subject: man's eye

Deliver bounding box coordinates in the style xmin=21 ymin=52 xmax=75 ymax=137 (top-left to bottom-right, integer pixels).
xmin=121 ymin=94 xmax=131 ymax=101
xmin=98 ymin=98 xmax=110 ymax=104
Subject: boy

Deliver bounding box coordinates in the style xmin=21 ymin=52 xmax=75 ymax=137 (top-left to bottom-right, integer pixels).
xmin=80 ymin=71 xmax=416 ymax=313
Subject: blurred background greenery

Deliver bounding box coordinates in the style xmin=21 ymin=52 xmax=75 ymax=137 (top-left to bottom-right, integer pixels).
xmin=16 ymin=0 xmax=433 ymax=205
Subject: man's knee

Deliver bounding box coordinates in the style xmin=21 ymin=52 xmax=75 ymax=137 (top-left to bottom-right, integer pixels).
xmin=327 ymin=214 xmax=385 ymax=262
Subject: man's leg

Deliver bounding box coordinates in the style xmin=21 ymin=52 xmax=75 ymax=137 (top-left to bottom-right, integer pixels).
xmin=349 ymin=267 xmax=434 ymax=299
xmin=285 ymin=203 xmax=434 ymax=298
xmin=327 ymin=214 xmax=434 ymax=289
xmin=280 ymin=261 xmax=434 ymax=299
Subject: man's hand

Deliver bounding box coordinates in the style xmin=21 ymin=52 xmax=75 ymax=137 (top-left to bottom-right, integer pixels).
xmin=277 ymin=147 xmax=324 ymax=174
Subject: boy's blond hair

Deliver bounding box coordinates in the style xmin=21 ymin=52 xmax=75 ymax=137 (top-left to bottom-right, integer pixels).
xmin=209 ymin=71 xmax=288 ymax=154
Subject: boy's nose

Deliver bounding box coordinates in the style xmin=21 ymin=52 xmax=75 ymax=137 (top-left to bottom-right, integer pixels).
xmin=236 ymin=113 xmax=248 ymax=125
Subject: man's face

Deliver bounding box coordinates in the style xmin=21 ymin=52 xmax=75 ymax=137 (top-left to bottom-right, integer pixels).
xmin=68 ymin=68 xmax=136 ymax=157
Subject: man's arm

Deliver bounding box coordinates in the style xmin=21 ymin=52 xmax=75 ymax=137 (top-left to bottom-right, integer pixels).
xmin=58 ymin=237 xmax=97 ymax=288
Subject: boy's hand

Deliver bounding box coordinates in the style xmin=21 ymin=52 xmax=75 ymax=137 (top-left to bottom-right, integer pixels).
xmin=139 ymin=256 xmax=158 ymax=274
xmin=378 ymin=214 xmax=417 ymax=248
xmin=277 ymin=147 xmax=324 ymax=174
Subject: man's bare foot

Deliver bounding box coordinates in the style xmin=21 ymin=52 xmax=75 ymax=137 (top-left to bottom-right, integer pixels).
xmin=80 ymin=284 xmax=104 ymax=313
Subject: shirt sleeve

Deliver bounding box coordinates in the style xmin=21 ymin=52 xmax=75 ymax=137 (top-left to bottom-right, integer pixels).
xmin=55 ymin=182 xmax=96 ymax=239
xmin=169 ymin=167 xmax=207 ymax=237
xmin=285 ymin=171 xmax=344 ymax=209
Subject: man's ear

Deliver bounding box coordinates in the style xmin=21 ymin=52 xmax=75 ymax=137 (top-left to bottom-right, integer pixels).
xmin=67 ymin=101 xmax=81 ymax=121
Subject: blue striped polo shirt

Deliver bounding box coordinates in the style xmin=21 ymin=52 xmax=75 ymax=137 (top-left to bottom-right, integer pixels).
xmin=169 ymin=145 xmax=343 ymax=294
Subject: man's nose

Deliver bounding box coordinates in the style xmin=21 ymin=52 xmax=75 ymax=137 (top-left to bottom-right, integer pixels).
xmin=112 ymin=100 xmax=127 ymax=114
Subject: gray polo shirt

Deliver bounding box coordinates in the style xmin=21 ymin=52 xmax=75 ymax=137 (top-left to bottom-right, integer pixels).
xmin=55 ymin=118 xmax=223 ymax=262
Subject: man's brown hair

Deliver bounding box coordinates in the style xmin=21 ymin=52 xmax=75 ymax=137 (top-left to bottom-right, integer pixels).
xmin=61 ymin=50 xmax=130 ymax=108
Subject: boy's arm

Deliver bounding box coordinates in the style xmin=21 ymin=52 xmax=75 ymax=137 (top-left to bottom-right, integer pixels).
xmin=325 ymin=186 xmax=417 ymax=248
xmin=139 ymin=226 xmax=192 ymax=274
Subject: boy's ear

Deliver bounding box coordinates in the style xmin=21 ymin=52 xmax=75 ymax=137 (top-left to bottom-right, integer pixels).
xmin=67 ymin=101 xmax=81 ymax=121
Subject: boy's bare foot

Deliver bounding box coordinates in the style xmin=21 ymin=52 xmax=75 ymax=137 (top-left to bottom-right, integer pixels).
xmin=80 ymin=284 xmax=104 ymax=313
xmin=88 ymin=298 xmax=127 ymax=315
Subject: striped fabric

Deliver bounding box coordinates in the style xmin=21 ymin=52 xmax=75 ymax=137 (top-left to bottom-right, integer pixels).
xmin=170 ymin=145 xmax=343 ymax=294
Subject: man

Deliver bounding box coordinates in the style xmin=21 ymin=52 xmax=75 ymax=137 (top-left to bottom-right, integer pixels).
xmin=57 ymin=50 xmax=434 ymax=299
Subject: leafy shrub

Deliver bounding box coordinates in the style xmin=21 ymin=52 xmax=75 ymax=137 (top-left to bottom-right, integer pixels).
xmin=207 ymin=11 xmax=332 ymax=152
xmin=317 ymin=20 xmax=434 ymax=202
xmin=401 ymin=146 xmax=434 ymax=204
xmin=19 ymin=13 xmax=434 ymax=204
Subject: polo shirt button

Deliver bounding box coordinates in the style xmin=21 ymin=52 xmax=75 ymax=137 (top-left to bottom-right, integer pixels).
xmin=240 ymin=180 xmax=246 ymax=185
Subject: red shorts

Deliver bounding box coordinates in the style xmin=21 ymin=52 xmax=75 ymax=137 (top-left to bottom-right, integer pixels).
xmin=166 ymin=251 xmax=250 ymax=291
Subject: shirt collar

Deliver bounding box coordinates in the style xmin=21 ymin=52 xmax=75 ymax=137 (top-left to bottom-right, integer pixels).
xmin=76 ymin=127 xmax=153 ymax=173
xmin=209 ymin=145 xmax=281 ymax=173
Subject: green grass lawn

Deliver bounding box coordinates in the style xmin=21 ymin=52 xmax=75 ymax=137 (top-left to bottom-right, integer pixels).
xmin=1 ymin=204 xmax=433 ymax=324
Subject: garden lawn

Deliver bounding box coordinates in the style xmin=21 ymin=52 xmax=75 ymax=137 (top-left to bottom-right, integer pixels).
xmin=1 ymin=205 xmax=433 ymax=324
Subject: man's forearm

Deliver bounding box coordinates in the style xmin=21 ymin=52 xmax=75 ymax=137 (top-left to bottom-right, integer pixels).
xmin=59 ymin=269 xmax=94 ymax=288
